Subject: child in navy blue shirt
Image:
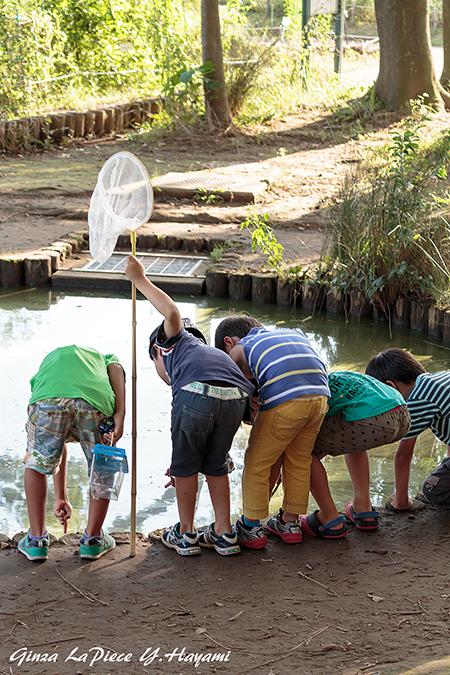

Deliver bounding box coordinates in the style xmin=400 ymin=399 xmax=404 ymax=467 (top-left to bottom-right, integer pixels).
xmin=126 ymin=256 xmax=254 ymax=557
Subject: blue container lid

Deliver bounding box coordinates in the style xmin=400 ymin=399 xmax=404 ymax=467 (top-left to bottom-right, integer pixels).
xmin=91 ymin=445 xmax=128 ymax=472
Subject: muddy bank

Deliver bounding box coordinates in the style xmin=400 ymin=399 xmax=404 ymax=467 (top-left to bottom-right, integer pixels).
xmin=1 ymin=504 xmax=450 ymax=675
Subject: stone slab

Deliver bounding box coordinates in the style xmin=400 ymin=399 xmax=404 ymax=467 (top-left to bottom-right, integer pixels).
xmin=152 ymin=171 xmax=268 ymax=203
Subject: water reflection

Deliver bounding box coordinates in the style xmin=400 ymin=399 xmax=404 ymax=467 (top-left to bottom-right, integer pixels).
xmin=1 ymin=287 xmax=448 ymax=537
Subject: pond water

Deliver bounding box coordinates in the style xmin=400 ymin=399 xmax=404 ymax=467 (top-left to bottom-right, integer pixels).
xmin=1 ymin=286 xmax=449 ymax=538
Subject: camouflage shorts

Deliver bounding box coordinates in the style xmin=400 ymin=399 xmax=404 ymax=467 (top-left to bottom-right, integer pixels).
xmin=24 ymin=398 xmax=105 ymax=475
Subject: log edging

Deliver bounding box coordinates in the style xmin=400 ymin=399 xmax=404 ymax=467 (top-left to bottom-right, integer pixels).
xmin=0 ymin=97 xmax=165 ymax=153
xmin=2 ymin=236 xmax=450 ymax=343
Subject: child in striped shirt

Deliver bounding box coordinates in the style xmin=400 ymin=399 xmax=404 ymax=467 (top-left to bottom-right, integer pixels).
xmin=366 ymin=348 xmax=450 ymax=511
xmin=215 ymin=316 xmax=330 ymax=549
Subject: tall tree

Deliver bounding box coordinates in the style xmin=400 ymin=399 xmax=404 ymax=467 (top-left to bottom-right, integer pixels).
xmin=441 ymin=0 xmax=450 ymax=88
xmin=374 ymin=0 xmax=450 ymax=110
xmin=201 ymin=0 xmax=231 ymax=128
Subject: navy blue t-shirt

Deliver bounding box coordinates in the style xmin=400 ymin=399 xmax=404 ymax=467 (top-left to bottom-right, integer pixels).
xmin=154 ymin=323 xmax=254 ymax=397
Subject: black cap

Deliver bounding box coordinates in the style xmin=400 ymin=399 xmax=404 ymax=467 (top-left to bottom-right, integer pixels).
xmin=149 ymin=318 xmax=206 ymax=360
xmin=148 ymin=324 xmax=161 ymax=360
xmin=181 ymin=317 xmax=207 ymax=343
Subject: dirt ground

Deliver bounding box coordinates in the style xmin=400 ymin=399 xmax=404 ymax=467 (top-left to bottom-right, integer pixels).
xmin=0 ymin=106 xmax=421 ymax=268
xmin=1 ymin=504 xmax=450 ymax=675
xmin=1 ymin=108 xmax=450 ymax=675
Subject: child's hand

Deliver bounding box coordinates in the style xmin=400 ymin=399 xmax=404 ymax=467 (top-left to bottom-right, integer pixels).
xmin=104 ymin=413 xmax=124 ymax=444
xmin=164 ymin=468 xmax=175 ymax=489
xmin=54 ymin=499 xmax=73 ymax=534
xmin=125 ymin=255 xmax=146 ymax=284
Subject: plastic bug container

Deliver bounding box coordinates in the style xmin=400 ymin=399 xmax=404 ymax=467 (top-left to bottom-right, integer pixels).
xmin=89 ymin=445 xmax=128 ymax=500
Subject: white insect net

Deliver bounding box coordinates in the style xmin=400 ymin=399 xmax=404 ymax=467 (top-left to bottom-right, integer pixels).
xmin=88 ymin=151 xmax=154 ymax=263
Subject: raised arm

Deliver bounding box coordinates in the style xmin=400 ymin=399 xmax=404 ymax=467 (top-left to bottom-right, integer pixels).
xmin=125 ymin=255 xmax=182 ymax=338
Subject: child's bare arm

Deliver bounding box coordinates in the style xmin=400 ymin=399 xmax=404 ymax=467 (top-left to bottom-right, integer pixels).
xmin=391 ymin=437 xmax=417 ymax=510
xmin=229 ymin=344 xmax=251 ymax=377
xmin=107 ymin=363 xmax=126 ymax=442
xmin=125 ymin=255 xmax=182 ymax=338
xmin=53 ymin=444 xmax=72 ymax=533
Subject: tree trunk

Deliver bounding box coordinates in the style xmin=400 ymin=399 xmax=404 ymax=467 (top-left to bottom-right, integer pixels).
xmin=374 ymin=0 xmax=450 ymax=111
xmin=201 ymin=0 xmax=231 ymax=128
xmin=441 ymin=0 xmax=450 ymax=88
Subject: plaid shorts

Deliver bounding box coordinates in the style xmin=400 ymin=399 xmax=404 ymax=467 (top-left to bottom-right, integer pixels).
xmin=24 ymin=398 xmax=105 ymax=475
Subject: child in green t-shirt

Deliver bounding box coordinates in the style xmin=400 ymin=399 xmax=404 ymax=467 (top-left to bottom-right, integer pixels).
xmin=19 ymin=345 xmax=126 ymax=562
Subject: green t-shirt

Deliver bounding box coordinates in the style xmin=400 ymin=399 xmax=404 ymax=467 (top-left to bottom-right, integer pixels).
xmin=326 ymin=371 xmax=404 ymax=421
xmin=29 ymin=345 xmax=121 ymax=417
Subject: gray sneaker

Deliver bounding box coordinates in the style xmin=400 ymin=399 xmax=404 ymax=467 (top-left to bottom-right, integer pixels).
xmin=233 ymin=516 xmax=267 ymax=549
xmin=198 ymin=524 xmax=240 ymax=556
xmin=266 ymin=509 xmax=303 ymax=544
xmin=162 ymin=523 xmax=201 ymax=556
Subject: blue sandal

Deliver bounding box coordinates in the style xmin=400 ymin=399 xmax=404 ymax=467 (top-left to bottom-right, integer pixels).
xmin=300 ymin=510 xmax=348 ymax=539
xmin=346 ymin=501 xmax=379 ymax=531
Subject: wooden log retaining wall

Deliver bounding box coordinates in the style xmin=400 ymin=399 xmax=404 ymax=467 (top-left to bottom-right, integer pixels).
xmin=2 ymin=232 xmax=450 ymax=343
xmin=195 ymin=270 xmax=450 ymax=343
xmin=0 ymin=98 xmax=163 ymax=153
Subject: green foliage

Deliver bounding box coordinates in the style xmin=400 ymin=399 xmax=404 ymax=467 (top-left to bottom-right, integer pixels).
xmin=194 ymin=187 xmax=225 ymax=205
xmin=240 ymin=211 xmax=285 ymax=271
xmin=210 ymin=240 xmax=233 ymax=260
xmin=331 ymin=85 xmax=384 ymax=124
xmin=225 ymin=35 xmax=279 ymax=116
xmin=323 ymin=102 xmax=450 ymax=312
xmin=0 ymin=0 xmax=198 ymax=117
xmin=0 ymin=0 xmax=380 ymax=134
xmin=347 ymin=0 xmax=375 ymax=26
xmin=163 ymin=61 xmax=218 ymax=125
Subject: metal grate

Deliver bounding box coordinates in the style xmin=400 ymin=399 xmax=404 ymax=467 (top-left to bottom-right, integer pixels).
xmin=79 ymin=253 xmax=207 ymax=277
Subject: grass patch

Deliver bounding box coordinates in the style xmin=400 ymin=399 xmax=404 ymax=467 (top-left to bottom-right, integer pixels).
xmin=321 ymin=100 xmax=450 ymax=313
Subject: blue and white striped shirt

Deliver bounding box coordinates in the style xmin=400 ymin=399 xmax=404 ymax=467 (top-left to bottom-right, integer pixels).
xmin=238 ymin=327 xmax=330 ymax=411
xmin=405 ymin=371 xmax=450 ymax=444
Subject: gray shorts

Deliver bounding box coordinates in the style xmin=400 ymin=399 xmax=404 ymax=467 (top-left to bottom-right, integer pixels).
xmin=421 ymin=457 xmax=450 ymax=509
xmin=312 ymin=404 xmax=411 ymax=457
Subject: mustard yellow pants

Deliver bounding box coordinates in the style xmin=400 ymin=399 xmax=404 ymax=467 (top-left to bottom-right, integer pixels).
xmin=242 ymin=395 xmax=328 ymax=519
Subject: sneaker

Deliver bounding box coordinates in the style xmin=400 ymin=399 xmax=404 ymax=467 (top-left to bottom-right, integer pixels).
xmin=266 ymin=509 xmax=303 ymax=544
xmin=18 ymin=531 xmax=49 ymax=562
xmin=198 ymin=524 xmax=240 ymax=556
xmin=233 ymin=516 xmax=267 ymax=549
xmin=79 ymin=531 xmax=116 ymax=560
xmin=161 ymin=523 xmax=201 ymax=556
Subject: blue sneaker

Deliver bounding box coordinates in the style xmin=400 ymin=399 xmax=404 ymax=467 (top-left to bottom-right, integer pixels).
xmin=18 ymin=531 xmax=49 ymax=562
xmin=79 ymin=531 xmax=116 ymax=560
xmin=162 ymin=523 xmax=201 ymax=556
xmin=198 ymin=524 xmax=240 ymax=556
